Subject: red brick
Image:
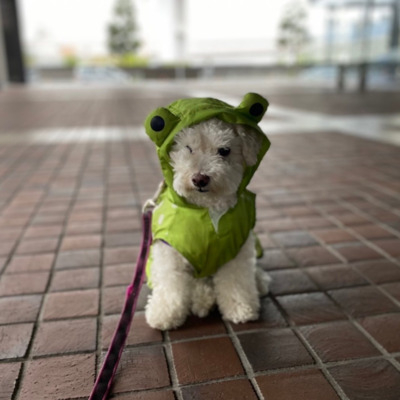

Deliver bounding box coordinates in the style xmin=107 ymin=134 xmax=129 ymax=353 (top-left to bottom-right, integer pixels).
xmin=355 ymin=260 xmax=400 ymax=284
xmin=276 ymin=292 xmax=345 ymax=325
xmin=19 ymin=353 xmax=95 ymax=400
xmin=16 ymin=238 xmax=59 ymax=255
xmin=105 ymin=231 xmax=143 ymax=247
xmin=108 ymin=346 xmax=170 ymax=393
xmin=107 ymin=195 xmax=138 ymax=208
xmin=329 ymin=286 xmax=399 ymax=317
xmin=360 ymin=314 xmax=400 ymax=353
xmin=50 ymin=267 xmax=99 ymax=292
xmin=102 ymin=312 xmax=162 ymax=349
xmin=0 ymin=215 xmax=29 ymax=228
xmin=381 ymin=282 xmax=400 ymax=302
xmin=306 ymin=264 xmax=367 ymax=290
xmin=173 ymin=337 xmax=243 ymax=384
xmin=0 ymin=323 xmax=34 ymax=359
xmin=271 ymin=230 xmax=318 ymax=247
xmin=0 ymin=271 xmax=49 ymax=296
xmin=104 ymin=246 xmax=139 ymax=265
xmin=352 ymin=224 xmax=394 ymax=240
xmin=107 ymin=207 xmax=139 ymax=219
xmin=103 ymin=285 xmax=127 ymax=314
xmin=23 ymin=225 xmax=63 ymax=239
xmin=0 ymin=228 xmax=23 ymax=242
xmin=312 ymin=228 xmax=357 ymax=244
xmin=32 ymin=213 xmax=66 ymax=225
xmin=0 ymin=363 xmax=21 ymax=399
xmin=0 ymin=295 xmax=42 ymax=324
xmin=60 ymin=234 xmax=102 ymax=251
xmin=288 ymin=246 xmax=341 ymax=267
xmin=5 ymin=253 xmax=55 ymax=273
xmin=0 ymin=240 xmax=16 ymax=257
xmin=0 ymin=257 xmax=6 ymax=274
xmin=365 ymin=208 xmax=398 ymax=222
xmin=68 ymin=211 xmax=102 ymax=223
xmin=113 ymin=391 xmax=175 ymax=400
xmin=300 ymin=321 xmax=379 ymax=362
xmin=296 ymin=216 xmax=335 ymax=229
xmin=334 ymin=213 xmax=369 ymax=226
xmin=372 ymin=239 xmax=400 ymax=257
xmin=334 ymin=243 xmax=382 ymax=262
xmin=281 ymin=205 xmax=317 ymax=217
xmin=257 ymin=369 xmax=340 ymax=400
xmin=104 ymin=264 xmax=134 ymax=286
xmin=258 ymin=218 xmax=300 ymax=233
xmin=65 ymin=221 xmax=102 ymax=235
xmin=43 ymin=289 xmax=99 ymax=320
xmin=181 ymin=379 xmax=258 ymax=400
xmin=329 ymin=359 xmax=400 ymax=400
xmin=239 ymin=328 xmax=314 ymax=371
xmin=55 ymin=249 xmax=101 ymax=269
xmin=257 ymin=249 xmax=295 ymax=270
xmin=256 ymin=207 xmax=283 ymax=220
xmin=269 ymin=269 xmax=318 ymax=295
xmin=106 ymin=218 xmax=141 ymax=233
xmin=72 ymin=200 xmax=102 ymax=211
xmin=33 ymin=318 xmax=97 ymax=356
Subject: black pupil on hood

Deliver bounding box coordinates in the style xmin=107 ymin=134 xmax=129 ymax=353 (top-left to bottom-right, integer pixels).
xmin=218 ymin=147 xmax=230 ymax=157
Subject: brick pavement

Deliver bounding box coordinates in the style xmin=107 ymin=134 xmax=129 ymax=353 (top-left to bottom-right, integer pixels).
xmin=0 ymin=84 xmax=400 ymax=400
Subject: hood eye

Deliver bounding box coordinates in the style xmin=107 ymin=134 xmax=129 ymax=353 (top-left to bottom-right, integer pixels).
xmin=186 ymin=145 xmax=193 ymax=153
xmin=217 ymin=147 xmax=230 ymax=157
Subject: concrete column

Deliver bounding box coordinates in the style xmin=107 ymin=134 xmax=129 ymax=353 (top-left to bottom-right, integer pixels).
xmin=0 ymin=4 xmax=8 ymax=88
xmin=389 ymin=0 xmax=399 ymax=50
xmin=0 ymin=0 xmax=25 ymax=83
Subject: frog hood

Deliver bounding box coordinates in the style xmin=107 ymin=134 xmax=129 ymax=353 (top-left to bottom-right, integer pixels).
xmin=144 ymin=92 xmax=271 ymax=206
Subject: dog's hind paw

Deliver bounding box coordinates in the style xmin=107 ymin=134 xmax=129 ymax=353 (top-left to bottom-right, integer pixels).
xmin=222 ymin=303 xmax=259 ymax=324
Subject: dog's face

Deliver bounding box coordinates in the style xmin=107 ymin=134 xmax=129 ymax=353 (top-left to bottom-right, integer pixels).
xmin=170 ymin=118 xmax=260 ymax=210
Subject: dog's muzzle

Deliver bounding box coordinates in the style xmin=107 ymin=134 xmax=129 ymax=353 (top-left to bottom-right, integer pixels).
xmin=192 ymin=173 xmax=210 ymax=192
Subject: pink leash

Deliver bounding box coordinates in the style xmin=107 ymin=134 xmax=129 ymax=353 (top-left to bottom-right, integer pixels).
xmin=89 ymin=210 xmax=152 ymax=400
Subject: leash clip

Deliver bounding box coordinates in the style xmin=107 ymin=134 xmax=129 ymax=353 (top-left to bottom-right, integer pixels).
xmin=142 ymin=180 xmax=165 ymax=213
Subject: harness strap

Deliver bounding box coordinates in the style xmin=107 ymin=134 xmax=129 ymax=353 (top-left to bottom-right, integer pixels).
xmin=89 ymin=210 xmax=152 ymax=400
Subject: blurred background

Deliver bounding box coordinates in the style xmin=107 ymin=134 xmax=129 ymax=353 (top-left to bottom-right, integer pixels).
xmin=0 ymin=0 xmax=399 ymax=90
xmin=1 ymin=4 xmax=400 ymax=399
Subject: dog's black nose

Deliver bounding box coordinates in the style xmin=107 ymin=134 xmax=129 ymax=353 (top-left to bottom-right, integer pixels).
xmin=192 ymin=173 xmax=210 ymax=188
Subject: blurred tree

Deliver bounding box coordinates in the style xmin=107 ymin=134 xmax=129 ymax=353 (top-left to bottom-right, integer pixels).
xmin=277 ymin=1 xmax=310 ymax=63
xmin=108 ymin=0 xmax=140 ymax=55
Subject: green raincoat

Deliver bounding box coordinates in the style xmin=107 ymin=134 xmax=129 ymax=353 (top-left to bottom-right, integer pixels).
xmin=144 ymin=93 xmax=271 ymax=286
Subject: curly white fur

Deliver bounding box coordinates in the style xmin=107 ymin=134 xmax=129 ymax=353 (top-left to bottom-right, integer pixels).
xmin=145 ymin=119 xmax=271 ymax=330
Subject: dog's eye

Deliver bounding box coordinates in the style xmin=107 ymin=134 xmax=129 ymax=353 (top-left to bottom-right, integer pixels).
xmin=186 ymin=145 xmax=193 ymax=153
xmin=217 ymin=147 xmax=230 ymax=157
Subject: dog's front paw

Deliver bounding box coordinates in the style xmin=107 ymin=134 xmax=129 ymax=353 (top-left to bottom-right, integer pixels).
xmin=191 ymin=279 xmax=215 ymax=318
xmin=256 ymin=268 xmax=272 ymax=297
xmin=145 ymin=293 xmax=189 ymax=330
xmin=222 ymin=302 xmax=260 ymax=324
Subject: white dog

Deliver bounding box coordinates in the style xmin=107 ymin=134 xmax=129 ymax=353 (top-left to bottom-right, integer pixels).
xmin=145 ymin=118 xmax=271 ymax=330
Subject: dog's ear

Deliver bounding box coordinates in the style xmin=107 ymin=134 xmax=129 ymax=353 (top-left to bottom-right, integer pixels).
xmin=235 ymin=125 xmax=261 ymax=167
xmin=145 ymin=108 xmax=180 ymax=147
